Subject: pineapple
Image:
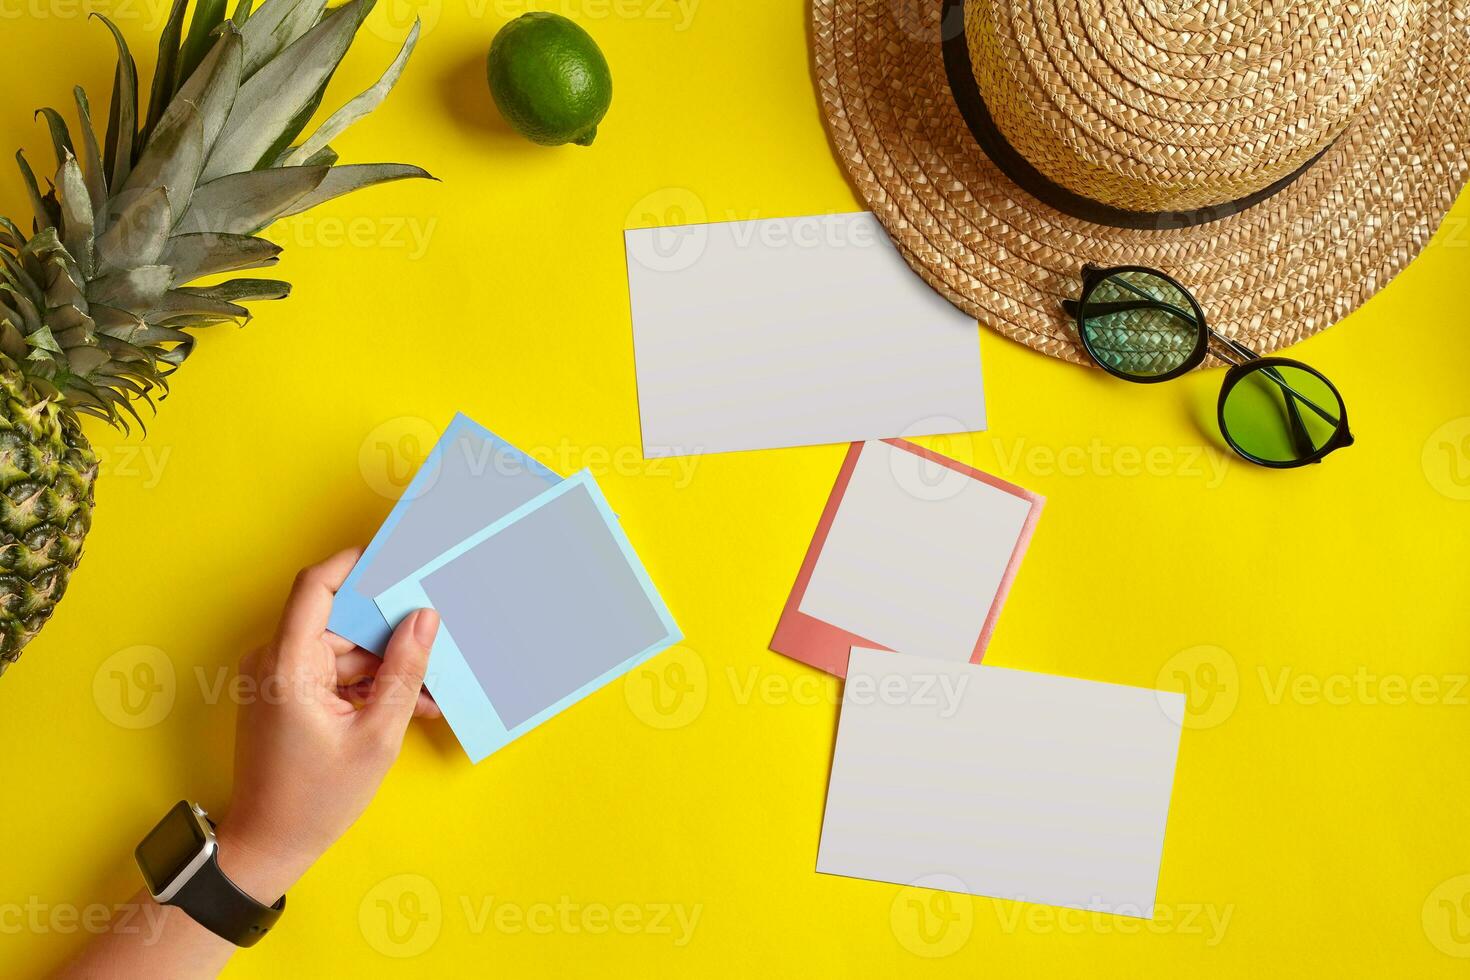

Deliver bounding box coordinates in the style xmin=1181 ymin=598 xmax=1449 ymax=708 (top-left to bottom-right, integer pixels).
xmin=0 ymin=0 xmax=430 ymax=672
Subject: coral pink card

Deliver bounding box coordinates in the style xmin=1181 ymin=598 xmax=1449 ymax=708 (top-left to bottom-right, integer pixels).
xmin=771 ymin=440 xmax=1043 ymax=677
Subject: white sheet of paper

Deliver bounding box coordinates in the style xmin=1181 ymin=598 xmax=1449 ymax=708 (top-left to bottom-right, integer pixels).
xmin=818 ymin=648 xmax=1185 ymax=918
xmin=798 ymin=440 xmax=1034 ymax=660
xmin=624 ymin=212 xmax=985 ymax=457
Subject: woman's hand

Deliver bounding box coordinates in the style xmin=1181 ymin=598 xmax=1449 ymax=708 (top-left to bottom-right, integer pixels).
xmin=213 ymin=548 xmax=441 ymax=903
xmin=55 ymin=549 xmax=441 ymax=978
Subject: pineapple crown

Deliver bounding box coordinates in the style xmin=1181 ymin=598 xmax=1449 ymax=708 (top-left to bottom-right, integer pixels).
xmin=0 ymin=0 xmax=430 ymax=429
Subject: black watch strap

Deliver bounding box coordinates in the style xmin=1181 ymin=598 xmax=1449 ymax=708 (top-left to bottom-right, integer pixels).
xmin=166 ymin=848 xmax=285 ymax=948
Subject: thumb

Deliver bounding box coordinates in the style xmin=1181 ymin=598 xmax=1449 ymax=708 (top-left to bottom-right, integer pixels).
xmin=361 ymin=609 xmax=439 ymax=737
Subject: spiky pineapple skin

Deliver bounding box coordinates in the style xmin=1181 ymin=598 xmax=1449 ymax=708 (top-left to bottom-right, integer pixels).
xmin=0 ymin=365 xmax=96 ymax=673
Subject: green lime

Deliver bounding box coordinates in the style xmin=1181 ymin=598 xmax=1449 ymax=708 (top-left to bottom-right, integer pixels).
xmin=487 ymin=13 xmax=612 ymax=147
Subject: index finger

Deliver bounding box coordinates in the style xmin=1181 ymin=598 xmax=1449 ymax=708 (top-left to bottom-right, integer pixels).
xmin=276 ymin=547 xmax=364 ymax=648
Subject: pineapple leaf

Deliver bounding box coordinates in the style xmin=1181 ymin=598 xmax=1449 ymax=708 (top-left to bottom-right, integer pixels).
xmin=151 ymin=288 xmax=249 ymax=322
xmin=177 ymin=0 xmax=228 ymax=90
xmin=300 ymin=144 xmax=338 ymax=167
xmin=72 ymin=88 xmax=109 ymax=222
xmin=175 ymin=166 xmax=326 ymax=235
xmin=34 ymin=109 xmax=75 ymax=168
xmin=169 ymin=28 xmax=244 ymax=160
xmin=0 ymin=253 xmax=43 ymax=311
xmin=239 ymin=0 xmax=328 ymax=78
xmin=55 ymin=156 xmax=95 ymax=278
xmin=177 ymin=277 xmax=290 ymax=302
xmin=281 ymin=19 xmax=420 ymax=167
xmin=232 ymin=0 xmax=255 ymax=24
xmin=202 ymin=0 xmax=375 ymax=182
xmin=96 ymin=187 xmax=173 ymax=274
xmin=90 ymin=265 xmax=173 ymax=310
xmin=25 ymin=324 xmax=63 ymax=354
xmin=156 ymin=316 xmax=240 ymax=332
xmin=89 ymin=304 xmax=144 ymax=334
xmin=277 ymin=163 xmax=432 ymax=219
xmin=0 ymin=218 xmax=24 ymax=251
xmin=2 ymin=286 xmax=43 ymax=333
xmin=94 ymin=14 xmax=140 ymax=191
xmin=0 ymin=320 xmax=26 ymax=360
xmin=122 ymin=101 xmax=205 ymax=225
xmin=161 ymin=233 xmax=280 ymax=284
xmin=141 ymin=0 xmax=190 ymax=148
xmin=14 ymin=152 xmax=58 ymax=234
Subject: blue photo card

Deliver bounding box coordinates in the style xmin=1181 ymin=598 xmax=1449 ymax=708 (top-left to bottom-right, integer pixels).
xmin=373 ymin=471 xmax=682 ymax=763
xmin=329 ymin=414 xmax=563 ymax=654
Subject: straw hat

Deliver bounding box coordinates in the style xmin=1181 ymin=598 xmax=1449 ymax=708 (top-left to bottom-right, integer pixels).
xmin=813 ymin=0 xmax=1470 ymax=364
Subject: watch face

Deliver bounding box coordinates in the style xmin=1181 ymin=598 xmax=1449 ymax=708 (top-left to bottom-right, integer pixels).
xmin=135 ymin=801 xmax=209 ymax=895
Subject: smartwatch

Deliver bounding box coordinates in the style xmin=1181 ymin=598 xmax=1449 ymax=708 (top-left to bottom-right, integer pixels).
xmin=134 ymin=800 xmax=285 ymax=947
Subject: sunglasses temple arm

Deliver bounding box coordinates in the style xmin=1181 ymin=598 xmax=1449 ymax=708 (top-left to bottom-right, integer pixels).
xmin=1205 ymin=327 xmax=1340 ymax=428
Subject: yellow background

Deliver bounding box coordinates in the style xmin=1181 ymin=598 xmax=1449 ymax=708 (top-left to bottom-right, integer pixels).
xmin=4 ymin=0 xmax=1470 ymax=975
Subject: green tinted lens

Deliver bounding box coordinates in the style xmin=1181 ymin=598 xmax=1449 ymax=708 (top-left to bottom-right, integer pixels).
xmin=1220 ymin=363 xmax=1344 ymax=463
xmin=1079 ymin=270 xmax=1202 ymax=379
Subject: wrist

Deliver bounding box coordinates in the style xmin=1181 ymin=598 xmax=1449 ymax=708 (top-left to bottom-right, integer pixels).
xmin=211 ymin=824 xmax=313 ymax=905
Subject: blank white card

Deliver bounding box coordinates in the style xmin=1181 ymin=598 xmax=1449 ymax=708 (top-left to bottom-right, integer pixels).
xmin=818 ymin=648 xmax=1186 ymax=918
xmin=624 ymin=212 xmax=985 ymax=457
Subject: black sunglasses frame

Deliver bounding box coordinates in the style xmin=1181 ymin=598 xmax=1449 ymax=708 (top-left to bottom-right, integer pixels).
xmin=1062 ymin=264 xmax=1355 ymax=468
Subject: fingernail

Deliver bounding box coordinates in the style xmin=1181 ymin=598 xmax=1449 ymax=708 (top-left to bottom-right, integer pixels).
xmin=413 ymin=609 xmax=440 ymax=646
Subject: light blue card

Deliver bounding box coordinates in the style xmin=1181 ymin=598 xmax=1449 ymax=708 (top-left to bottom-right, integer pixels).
xmin=329 ymin=413 xmax=562 ymax=654
xmin=373 ymin=470 xmax=682 ymax=763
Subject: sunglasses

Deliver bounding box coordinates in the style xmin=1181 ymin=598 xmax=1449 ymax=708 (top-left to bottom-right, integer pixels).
xmin=1062 ymin=264 xmax=1354 ymax=468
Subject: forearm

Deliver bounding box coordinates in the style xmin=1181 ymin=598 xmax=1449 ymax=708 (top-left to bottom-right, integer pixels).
xmin=51 ymin=888 xmax=235 ymax=980
xmin=52 ymin=829 xmax=304 ymax=980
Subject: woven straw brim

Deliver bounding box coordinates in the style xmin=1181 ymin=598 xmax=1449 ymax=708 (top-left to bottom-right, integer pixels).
xmin=814 ymin=0 xmax=1470 ymax=365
